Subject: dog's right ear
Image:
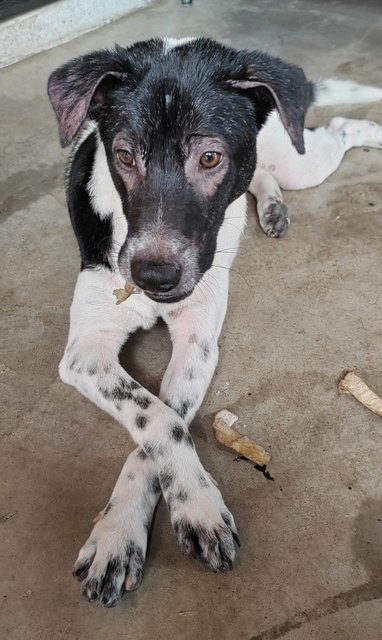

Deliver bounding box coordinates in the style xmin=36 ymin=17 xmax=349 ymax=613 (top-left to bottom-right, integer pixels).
xmin=48 ymin=49 xmax=129 ymax=147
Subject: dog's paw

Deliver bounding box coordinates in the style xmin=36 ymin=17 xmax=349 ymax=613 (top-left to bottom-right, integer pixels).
xmin=168 ymin=481 xmax=239 ymax=572
xmin=72 ymin=503 xmax=147 ymax=607
xmin=260 ymin=201 xmax=289 ymax=238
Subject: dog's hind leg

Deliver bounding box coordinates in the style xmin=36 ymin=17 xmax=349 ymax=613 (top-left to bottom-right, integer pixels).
xmin=257 ymin=111 xmax=382 ymax=192
xmin=248 ymin=168 xmax=289 ymax=238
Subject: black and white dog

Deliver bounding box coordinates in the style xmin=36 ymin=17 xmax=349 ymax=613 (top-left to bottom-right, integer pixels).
xmin=48 ymin=37 xmax=382 ymax=607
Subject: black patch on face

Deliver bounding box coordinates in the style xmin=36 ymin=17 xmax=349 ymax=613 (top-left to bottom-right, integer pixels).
xmin=134 ymin=395 xmax=152 ymax=410
xmin=50 ymin=38 xmax=312 ymax=301
xmin=159 ymin=469 xmax=174 ymax=491
xmin=138 ymin=448 xmax=148 ymax=460
xmin=135 ymin=414 xmax=148 ymax=429
xmin=171 ymin=424 xmax=185 ymax=442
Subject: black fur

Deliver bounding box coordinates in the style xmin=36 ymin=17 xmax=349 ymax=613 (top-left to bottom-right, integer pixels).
xmin=135 ymin=414 xmax=148 ymax=429
xmin=49 ymin=38 xmax=313 ymax=297
xmin=66 ymin=132 xmax=113 ymax=270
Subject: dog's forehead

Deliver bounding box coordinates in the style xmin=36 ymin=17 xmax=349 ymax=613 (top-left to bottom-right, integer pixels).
xmin=110 ymin=40 xmax=247 ymax=140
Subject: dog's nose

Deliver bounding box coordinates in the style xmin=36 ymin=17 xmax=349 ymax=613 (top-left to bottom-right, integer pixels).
xmin=131 ymin=260 xmax=182 ymax=293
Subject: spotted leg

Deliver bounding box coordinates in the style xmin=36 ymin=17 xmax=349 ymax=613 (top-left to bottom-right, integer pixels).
xmin=65 ymin=267 xmax=238 ymax=606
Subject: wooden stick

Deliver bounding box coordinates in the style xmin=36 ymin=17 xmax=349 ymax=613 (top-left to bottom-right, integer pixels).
xmin=338 ymin=371 xmax=382 ymax=417
xmin=213 ymin=409 xmax=271 ymax=466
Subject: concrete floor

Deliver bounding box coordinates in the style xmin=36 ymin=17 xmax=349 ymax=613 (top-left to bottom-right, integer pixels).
xmin=1 ymin=0 xmax=382 ymax=638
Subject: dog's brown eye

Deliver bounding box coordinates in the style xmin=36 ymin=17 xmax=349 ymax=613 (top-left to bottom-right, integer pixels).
xmin=200 ymin=151 xmax=222 ymax=169
xmin=117 ymin=149 xmax=135 ymax=167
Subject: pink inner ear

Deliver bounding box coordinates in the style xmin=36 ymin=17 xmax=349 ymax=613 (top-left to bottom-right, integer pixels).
xmin=48 ymin=70 xmax=127 ymax=147
xmin=61 ymin=95 xmax=90 ymax=146
xmin=229 ymin=79 xmax=305 ymax=155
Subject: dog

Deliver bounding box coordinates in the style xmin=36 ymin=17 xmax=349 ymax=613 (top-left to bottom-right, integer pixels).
xmin=48 ymin=37 xmax=382 ymax=607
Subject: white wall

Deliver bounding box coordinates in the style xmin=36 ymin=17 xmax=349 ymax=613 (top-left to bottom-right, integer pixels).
xmin=0 ymin=0 xmax=153 ymax=69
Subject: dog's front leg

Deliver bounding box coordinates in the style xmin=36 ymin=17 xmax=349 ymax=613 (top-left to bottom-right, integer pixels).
xmin=248 ymin=168 xmax=289 ymax=238
xmin=63 ymin=268 xmax=238 ymax=603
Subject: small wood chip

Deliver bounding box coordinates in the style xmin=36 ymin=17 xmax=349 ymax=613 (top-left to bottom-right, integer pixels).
xmin=213 ymin=409 xmax=271 ymax=466
xmin=338 ymin=371 xmax=382 ymax=417
xmin=112 ymin=282 xmax=141 ymax=305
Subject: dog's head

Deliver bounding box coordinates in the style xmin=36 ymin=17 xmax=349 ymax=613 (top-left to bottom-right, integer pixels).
xmin=48 ymin=38 xmax=312 ymax=302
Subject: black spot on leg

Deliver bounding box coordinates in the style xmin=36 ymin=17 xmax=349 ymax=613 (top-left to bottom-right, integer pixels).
xmin=138 ymin=449 xmax=148 ymax=461
xmin=103 ymin=363 xmax=112 ymax=374
xmin=134 ymin=396 xmax=152 ymax=410
xmin=99 ymin=377 xmax=142 ymax=403
xmin=178 ymin=400 xmax=192 ymax=419
xmin=188 ymin=333 xmax=198 ymax=344
xmin=185 ymin=367 xmax=195 ymax=381
xmin=159 ymin=469 xmax=174 ymax=491
xmin=177 ymin=490 xmax=189 ymax=502
xmin=87 ymin=363 xmax=98 ymax=376
xmin=200 ymin=340 xmax=211 ymax=361
xmin=69 ymin=354 xmax=80 ymax=370
xmin=127 ymin=472 xmax=135 ymax=480
xmin=199 ymin=474 xmax=209 ymax=488
xmin=171 ymin=424 xmax=185 ymax=442
xmin=135 ymin=414 xmax=148 ymax=429
xmin=143 ymin=441 xmax=164 ymax=459
xmin=150 ymin=475 xmax=161 ymax=494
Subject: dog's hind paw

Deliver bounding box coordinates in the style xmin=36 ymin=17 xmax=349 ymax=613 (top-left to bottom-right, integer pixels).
xmin=260 ymin=201 xmax=289 ymax=238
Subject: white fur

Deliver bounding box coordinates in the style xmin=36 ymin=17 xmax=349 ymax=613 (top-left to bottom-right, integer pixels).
xmin=163 ymin=37 xmax=196 ymax=53
xmin=314 ymin=78 xmax=382 ymax=106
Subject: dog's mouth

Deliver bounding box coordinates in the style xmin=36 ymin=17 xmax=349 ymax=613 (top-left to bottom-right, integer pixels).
xmin=144 ymin=289 xmax=194 ymax=304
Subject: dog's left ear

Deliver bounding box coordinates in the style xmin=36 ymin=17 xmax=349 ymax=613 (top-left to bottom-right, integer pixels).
xmin=48 ymin=49 xmax=129 ymax=147
xmin=228 ymin=51 xmax=314 ymax=154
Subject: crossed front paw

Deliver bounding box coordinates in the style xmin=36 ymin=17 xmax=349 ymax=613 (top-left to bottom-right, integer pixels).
xmin=72 ymin=505 xmax=147 ymax=607
xmin=167 ymin=480 xmax=240 ymax=572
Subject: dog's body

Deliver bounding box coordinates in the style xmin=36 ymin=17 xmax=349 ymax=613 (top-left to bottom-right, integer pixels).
xmin=48 ymin=37 xmax=382 ymax=607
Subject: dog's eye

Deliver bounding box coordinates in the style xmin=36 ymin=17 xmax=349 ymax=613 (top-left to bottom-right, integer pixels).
xmin=200 ymin=151 xmax=222 ymax=169
xmin=117 ymin=149 xmax=135 ymax=167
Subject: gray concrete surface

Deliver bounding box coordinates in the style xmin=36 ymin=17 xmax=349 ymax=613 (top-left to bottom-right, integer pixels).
xmin=1 ymin=0 xmax=381 ymax=638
